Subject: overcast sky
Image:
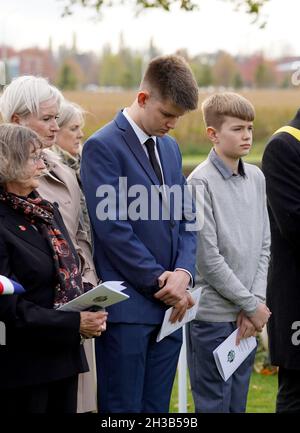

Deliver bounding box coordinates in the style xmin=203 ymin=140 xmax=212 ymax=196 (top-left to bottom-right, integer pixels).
xmin=0 ymin=0 xmax=298 ymax=57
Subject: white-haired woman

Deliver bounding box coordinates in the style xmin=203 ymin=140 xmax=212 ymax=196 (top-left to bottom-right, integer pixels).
xmin=0 ymin=124 xmax=107 ymax=413
xmin=0 ymin=76 xmax=101 ymax=413
xmin=56 ymin=101 xmax=85 ymax=158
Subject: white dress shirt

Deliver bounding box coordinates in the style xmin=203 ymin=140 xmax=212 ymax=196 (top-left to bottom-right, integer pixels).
xmin=123 ymin=108 xmax=165 ymax=184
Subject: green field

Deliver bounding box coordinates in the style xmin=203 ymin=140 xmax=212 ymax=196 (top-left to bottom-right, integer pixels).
xmin=65 ymin=89 xmax=300 ymax=157
xmin=63 ymin=88 xmax=289 ymax=173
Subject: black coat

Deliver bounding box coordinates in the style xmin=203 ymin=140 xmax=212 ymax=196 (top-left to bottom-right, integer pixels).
xmin=0 ymin=199 xmax=88 ymax=389
xmin=262 ymin=109 xmax=300 ymax=369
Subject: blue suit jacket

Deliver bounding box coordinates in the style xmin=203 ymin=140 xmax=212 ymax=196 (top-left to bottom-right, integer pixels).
xmin=81 ymin=110 xmax=196 ymax=324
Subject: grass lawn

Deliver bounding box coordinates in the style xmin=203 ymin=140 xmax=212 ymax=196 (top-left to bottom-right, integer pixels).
xmin=170 ymin=371 xmax=277 ymax=413
xmin=246 ymin=372 xmax=277 ymax=413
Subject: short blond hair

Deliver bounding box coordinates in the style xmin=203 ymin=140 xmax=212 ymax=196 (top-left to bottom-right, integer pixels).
xmin=201 ymin=92 xmax=255 ymax=129
xmin=0 ymin=123 xmax=43 ymax=184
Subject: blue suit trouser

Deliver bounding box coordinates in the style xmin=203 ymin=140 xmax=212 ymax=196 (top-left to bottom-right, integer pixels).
xmin=95 ymin=322 xmax=182 ymax=412
xmin=186 ymin=320 xmax=256 ymax=413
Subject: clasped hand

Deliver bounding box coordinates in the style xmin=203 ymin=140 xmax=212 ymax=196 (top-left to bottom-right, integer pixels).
xmin=236 ymin=303 xmax=271 ymax=345
xmin=80 ymin=310 xmax=108 ymax=338
xmin=154 ymin=270 xmax=195 ymax=323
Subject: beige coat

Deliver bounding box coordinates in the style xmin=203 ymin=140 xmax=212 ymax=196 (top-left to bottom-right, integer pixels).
xmin=38 ymin=150 xmax=97 ymax=286
xmin=38 ymin=149 xmax=98 ymax=413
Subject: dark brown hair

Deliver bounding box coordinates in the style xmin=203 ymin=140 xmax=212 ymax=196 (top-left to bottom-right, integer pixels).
xmin=141 ymin=55 xmax=198 ymax=111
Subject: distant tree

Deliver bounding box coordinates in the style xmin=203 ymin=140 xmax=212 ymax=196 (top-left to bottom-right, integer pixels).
xmin=57 ymin=64 xmax=77 ymax=90
xmin=254 ymin=59 xmax=276 ymax=88
xmin=99 ymin=40 xmax=143 ymax=88
xmin=233 ymin=72 xmax=243 ymax=89
xmin=202 ymin=64 xmax=213 ymax=87
xmin=119 ymin=38 xmax=143 ymax=88
xmin=174 ymin=48 xmax=190 ymax=60
xmin=280 ymin=75 xmax=291 ymax=89
xmin=60 ymin=0 xmax=269 ymax=24
xmin=213 ymin=51 xmax=238 ymax=88
xmin=99 ymin=51 xmax=123 ymax=87
xmin=191 ymin=60 xmax=213 ymax=87
xmin=56 ymin=58 xmax=84 ymax=90
xmin=0 ymin=61 xmax=11 ymax=86
xmin=119 ymin=52 xmax=142 ymax=88
xmin=148 ymin=38 xmax=161 ymax=60
xmin=128 ymin=55 xmax=143 ymax=87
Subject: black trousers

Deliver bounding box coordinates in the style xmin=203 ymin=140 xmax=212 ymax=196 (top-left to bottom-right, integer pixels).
xmin=0 ymin=375 xmax=78 ymax=414
xmin=277 ymin=367 xmax=300 ymax=413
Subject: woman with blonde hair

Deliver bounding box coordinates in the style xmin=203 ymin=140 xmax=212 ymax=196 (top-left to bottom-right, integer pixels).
xmin=53 ymin=100 xmax=91 ymax=242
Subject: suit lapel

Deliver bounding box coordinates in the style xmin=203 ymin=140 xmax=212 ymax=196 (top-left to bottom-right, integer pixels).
xmin=115 ymin=111 xmax=163 ymax=186
xmin=3 ymin=213 xmax=52 ymax=257
xmin=156 ymin=137 xmax=172 ymax=187
xmin=123 ymin=127 xmax=160 ymax=185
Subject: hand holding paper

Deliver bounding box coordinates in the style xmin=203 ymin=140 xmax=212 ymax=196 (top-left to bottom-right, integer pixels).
xmin=80 ymin=310 xmax=108 ymax=338
xmin=168 ymin=290 xmax=195 ymax=323
xmin=58 ymin=281 xmax=129 ymax=312
xmin=156 ymin=288 xmax=201 ymax=342
xmin=213 ymin=328 xmax=257 ymax=382
xmin=155 ymin=270 xmax=191 ymax=310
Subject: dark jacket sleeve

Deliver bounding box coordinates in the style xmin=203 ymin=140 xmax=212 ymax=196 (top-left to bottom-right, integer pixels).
xmin=0 ymin=227 xmax=81 ymax=347
xmin=262 ymin=135 xmax=300 ymax=250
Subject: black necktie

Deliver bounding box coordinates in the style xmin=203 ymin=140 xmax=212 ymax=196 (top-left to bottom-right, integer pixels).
xmin=144 ymin=138 xmax=163 ymax=185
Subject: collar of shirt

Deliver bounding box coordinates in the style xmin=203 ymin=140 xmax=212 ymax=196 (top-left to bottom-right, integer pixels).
xmin=209 ymin=148 xmax=246 ymax=180
xmin=122 ymin=108 xmax=165 ymax=184
xmin=123 ymin=108 xmax=157 ymax=146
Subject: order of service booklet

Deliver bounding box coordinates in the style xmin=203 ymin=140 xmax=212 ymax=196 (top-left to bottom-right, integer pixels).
xmin=156 ymin=288 xmax=202 ymax=342
xmin=58 ymin=281 xmax=129 ymax=312
xmin=213 ymin=328 xmax=257 ymax=382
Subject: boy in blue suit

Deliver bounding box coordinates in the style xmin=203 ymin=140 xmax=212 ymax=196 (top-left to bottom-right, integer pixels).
xmin=81 ymin=55 xmax=199 ymax=412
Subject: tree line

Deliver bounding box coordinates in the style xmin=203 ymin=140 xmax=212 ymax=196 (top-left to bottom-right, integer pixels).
xmin=56 ymin=43 xmax=290 ymax=91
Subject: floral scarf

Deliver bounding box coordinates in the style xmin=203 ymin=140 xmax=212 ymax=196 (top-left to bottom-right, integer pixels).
xmin=0 ymin=190 xmax=84 ymax=308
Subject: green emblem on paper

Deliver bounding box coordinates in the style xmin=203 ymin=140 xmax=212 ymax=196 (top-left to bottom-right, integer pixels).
xmin=93 ymin=296 xmax=108 ymax=303
xmin=227 ymin=350 xmax=235 ymax=363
